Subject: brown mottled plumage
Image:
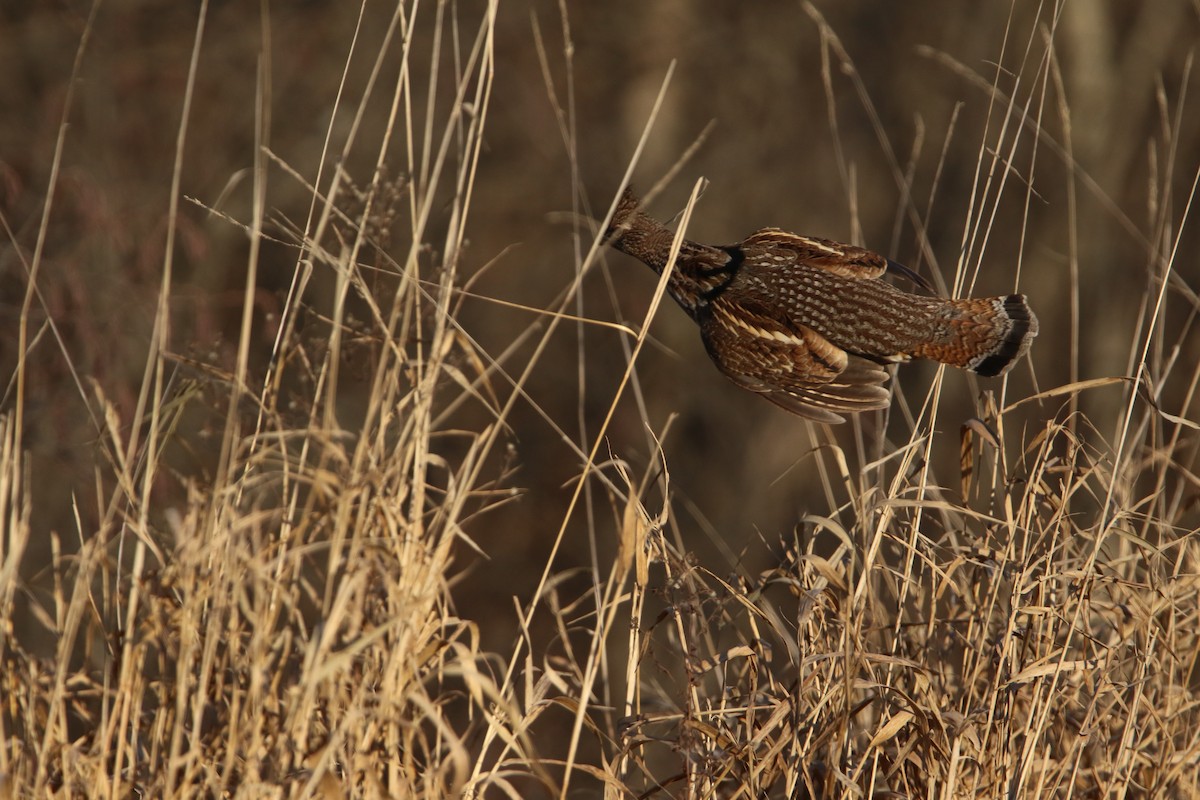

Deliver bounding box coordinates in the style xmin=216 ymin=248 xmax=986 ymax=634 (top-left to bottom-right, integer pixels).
xmin=605 ymin=188 xmax=1038 ymax=423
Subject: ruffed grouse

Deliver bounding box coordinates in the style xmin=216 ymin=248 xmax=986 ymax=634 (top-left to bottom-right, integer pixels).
xmin=605 ymin=188 xmax=1037 ymax=423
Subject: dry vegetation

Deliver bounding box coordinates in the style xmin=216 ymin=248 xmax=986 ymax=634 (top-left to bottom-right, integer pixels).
xmin=2 ymin=1 xmax=1200 ymax=797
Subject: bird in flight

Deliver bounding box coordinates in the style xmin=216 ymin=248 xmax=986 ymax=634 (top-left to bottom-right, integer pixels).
xmin=605 ymin=188 xmax=1037 ymax=423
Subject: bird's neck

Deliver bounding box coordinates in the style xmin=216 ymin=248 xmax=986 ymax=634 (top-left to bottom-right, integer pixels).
xmin=608 ymin=208 xmax=741 ymax=318
xmin=607 ymin=208 xmax=678 ymax=273
xmin=668 ymin=246 xmax=742 ymax=318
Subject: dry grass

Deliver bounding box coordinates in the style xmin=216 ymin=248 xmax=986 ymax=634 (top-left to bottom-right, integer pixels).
xmin=2 ymin=1 xmax=1200 ymax=798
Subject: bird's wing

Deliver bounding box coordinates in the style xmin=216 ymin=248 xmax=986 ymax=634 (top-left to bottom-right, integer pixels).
xmin=700 ymin=296 xmax=891 ymax=424
xmin=742 ymin=228 xmax=934 ymax=292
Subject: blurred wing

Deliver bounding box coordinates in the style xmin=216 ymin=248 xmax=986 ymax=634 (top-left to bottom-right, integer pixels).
xmin=884 ymin=258 xmax=935 ymax=293
xmin=700 ymin=297 xmax=891 ymax=424
xmin=743 ymin=228 xmax=888 ymax=280
xmin=743 ymin=228 xmax=934 ymax=292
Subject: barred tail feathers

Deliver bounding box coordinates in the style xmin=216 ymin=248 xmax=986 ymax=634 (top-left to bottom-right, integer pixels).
xmin=911 ymin=294 xmax=1038 ymax=377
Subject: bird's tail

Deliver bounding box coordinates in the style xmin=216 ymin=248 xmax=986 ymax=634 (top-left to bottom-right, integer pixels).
xmin=911 ymin=294 xmax=1038 ymax=377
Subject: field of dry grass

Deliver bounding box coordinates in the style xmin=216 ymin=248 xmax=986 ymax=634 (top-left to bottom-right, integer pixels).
xmin=3 ymin=1 xmax=1200 ymax=797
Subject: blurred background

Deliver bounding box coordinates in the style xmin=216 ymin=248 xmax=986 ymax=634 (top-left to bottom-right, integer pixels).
xmin=3 ymin=0 xmax=1198 ymax=651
